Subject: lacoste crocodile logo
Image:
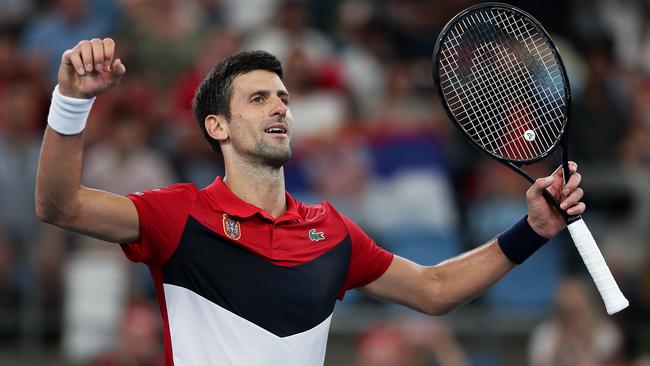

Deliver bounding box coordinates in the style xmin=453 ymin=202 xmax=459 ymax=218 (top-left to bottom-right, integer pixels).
xmin=309 ymin=229 xmax=325 ymax=242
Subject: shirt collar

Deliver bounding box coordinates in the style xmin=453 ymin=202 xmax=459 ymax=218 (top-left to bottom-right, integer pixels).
xmin=204 ymin=177 xmax=301 ymax=222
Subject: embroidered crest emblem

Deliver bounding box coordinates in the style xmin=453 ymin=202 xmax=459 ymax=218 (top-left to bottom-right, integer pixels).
xmin=222 ymin=214 xmax=241 ymax=240
xmin=309 ymin=228 xmax=325 ymax=242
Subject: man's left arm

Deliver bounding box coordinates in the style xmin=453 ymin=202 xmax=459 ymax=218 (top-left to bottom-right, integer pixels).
xmin=362 ymin=162 xmax=585 ymax=315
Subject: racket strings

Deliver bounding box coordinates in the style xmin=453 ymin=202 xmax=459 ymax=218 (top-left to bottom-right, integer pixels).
xmin=471 ymin=40 xmax=562 ymax=156
xmin=471 ymin=13 xmax=565 ymax=148
xmin=466 ymin=42 xmax=541 ymax=157
xmin=449 ymin=12 xmax=564 ymax=158
xmin=459 ymin=47 xmax=532 ymax=157
xmin=437 ymin=8 xmax=567 ymax=161
xmin=447 ymin=13 xmax=562 ymax=153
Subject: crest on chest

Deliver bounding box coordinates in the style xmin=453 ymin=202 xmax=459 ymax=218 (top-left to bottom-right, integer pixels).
xmin=222 ymin=214 xmax=242 ymax=240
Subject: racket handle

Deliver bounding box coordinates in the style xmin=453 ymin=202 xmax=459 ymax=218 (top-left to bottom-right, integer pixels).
xmin=567 ymin=218 xmax=629 ymax=315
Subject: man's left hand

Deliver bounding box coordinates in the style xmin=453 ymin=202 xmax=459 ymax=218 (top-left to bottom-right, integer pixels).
xmin=526 ymin=161 xmax=585 ymax=238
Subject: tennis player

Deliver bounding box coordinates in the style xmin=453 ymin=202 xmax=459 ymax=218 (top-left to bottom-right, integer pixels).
xmin=35 ymin=38 xmax=585 ymax=366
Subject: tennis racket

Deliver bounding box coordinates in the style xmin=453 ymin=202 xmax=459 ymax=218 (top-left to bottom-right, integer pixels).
xmin=432 ymin=2 xmax=628 ymax=315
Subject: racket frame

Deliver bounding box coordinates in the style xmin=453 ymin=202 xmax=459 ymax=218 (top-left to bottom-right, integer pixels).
xmin=432 ymin=2 xmax=629 ymax=315
xmin=432 ymin=2 xmax=576 ymax=222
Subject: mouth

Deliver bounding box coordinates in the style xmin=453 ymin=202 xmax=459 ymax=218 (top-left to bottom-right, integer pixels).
xmin=264 ymin=122 xmax=289 ymax=136
xmin=264 ymin=127 xmax=287 ymax=134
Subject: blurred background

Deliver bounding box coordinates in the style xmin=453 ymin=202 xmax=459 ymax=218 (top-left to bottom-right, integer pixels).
xmin=0 ymin=0 xmax=649 ymax=365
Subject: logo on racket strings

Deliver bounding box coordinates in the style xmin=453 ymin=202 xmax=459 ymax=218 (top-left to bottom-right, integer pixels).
xmin=523 ymin=130 xmax=536 ymax=142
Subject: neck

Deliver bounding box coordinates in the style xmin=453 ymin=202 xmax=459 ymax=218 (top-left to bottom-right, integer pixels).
xmin=222 ymin=158 xmax=287 ymax=219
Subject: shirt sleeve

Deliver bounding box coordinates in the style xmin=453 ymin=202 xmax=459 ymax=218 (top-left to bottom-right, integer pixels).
xmin=120 ymin=183 xmax=197 ymax=267
xmin=338 ymin=215 xmax=394 ymax=299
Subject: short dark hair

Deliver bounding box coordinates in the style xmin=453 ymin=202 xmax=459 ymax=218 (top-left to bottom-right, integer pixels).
xmin=192 ymin=50 xmax=284 ymax=153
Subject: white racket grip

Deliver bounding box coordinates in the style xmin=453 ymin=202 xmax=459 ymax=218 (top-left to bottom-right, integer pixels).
xmin=567 ymin=219 xmax=629 ymax=315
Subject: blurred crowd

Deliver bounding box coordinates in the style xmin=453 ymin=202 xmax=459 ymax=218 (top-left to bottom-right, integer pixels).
xmin=0 ymin=0 xmax=649 ymax=365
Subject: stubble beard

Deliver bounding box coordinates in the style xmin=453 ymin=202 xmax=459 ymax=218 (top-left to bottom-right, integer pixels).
xmin=253 ymin=138 xmax=292 ymax=169
xmin=227 ymin=113 xmax=292 ymax=169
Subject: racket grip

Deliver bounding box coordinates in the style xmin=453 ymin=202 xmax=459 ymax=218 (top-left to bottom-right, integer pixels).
xmin=567 ymin=219 xmax=629 ymax=315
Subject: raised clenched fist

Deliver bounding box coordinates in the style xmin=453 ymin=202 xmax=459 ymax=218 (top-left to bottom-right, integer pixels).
xmin=58 ymin=38 xmax=126 ymax=99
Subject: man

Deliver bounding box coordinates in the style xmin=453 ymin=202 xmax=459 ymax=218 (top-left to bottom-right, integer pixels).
xmin=36 ymin=38 xmax=586 ymax=365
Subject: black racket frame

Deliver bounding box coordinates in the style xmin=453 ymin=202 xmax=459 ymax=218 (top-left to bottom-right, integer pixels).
xmin=432 ymin=2 xmax=578 ymax=222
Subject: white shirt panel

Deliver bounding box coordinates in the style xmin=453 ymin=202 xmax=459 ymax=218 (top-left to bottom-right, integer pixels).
xmin=164 ymin=284 xmax=332 ymax=366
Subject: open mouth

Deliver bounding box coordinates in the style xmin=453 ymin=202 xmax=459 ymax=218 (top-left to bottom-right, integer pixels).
xmin=264 ymin=127 xmax=287 ymax=134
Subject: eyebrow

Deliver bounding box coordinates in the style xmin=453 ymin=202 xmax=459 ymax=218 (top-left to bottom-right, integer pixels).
xmin=249 ymin=89 xmax=290 ymax=99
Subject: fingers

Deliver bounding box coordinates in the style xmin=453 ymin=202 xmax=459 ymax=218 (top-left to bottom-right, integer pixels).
xmin=526 ymin=175 xmax=554 ymax=201
xmin=545 ymin=161 xmax=585 ymax=214
xmin=561 ymin=161 xmax=584 ymax=214
xmin=62 ymin=49 xmax=86 ymax=75
xmin=103 ymin=38 xmax=115 ymax=71
xmin=90 ymin=38 xmax=105 ymax=72
xmin=562 ymin=163 xmax=581 ymax=196
xmin=560 ymin=187 xmax=583 ymax=210
xmin=110 ymin=58 xmax=126 ymax=81
xmin=566 ymin=202 xmax=586 ymax=216
xmin=79 ymin=40 xmax=94 ymax=73
xmin=568 ymin=161 xmax=578 ymax=174
xmin=65 ymin=38 xmax=118 ymax=76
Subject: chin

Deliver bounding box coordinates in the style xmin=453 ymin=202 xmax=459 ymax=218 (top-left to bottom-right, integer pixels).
xmin=252 ymin=140 xmax=292 ymax=168
xmin=265 ymin=150 xmax=292 ymax=168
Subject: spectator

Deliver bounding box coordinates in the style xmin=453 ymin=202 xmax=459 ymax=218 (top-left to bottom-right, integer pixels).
xmin=528 ymin=276 xmax=624 ymax=366
xmin=280 ymin=45 xmax=348 ymax=139
xmin=333 ymin=0 xmax=387 ymax=117
xmin=625 ymin=251 xmax=650 ymax=361
xmin=82 ymin=103 xmax=176 ymax=200
xmin=116 ymin=0 xmax=202 ymax=88
xmin=244 ymin=0 xmax=334 ymax=65
xmin=20 ymin=0 xmax=113 ymax=81
xmin=167 ymin=26 xmax=242 ymax=185
xmin=353 ymin=323 xmax=413 ymax=366
xmin=0 ymin=75 xmax=62 ymax=359
xmin=0 ymin=0 xmax=34 ymax=27
xmin=353 ymin=318 xmax=468 ymax=366
xmin=92 ymin=302 xmax=164 ymax=366
xmin=569 ymin=40 xmax=630 ymax=165
xmin=0 ymin=76 xmax=48 ymax=294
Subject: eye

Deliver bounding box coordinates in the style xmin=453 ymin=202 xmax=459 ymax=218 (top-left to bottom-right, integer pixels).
xmin=251 ymin=96 xmax=264 ymax=104
xmin=281 ymin=97 xmax=290 ymax=106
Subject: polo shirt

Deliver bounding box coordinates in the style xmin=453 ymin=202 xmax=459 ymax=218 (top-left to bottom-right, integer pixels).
xmin=121 ymin=177 xmax=394 ymax=366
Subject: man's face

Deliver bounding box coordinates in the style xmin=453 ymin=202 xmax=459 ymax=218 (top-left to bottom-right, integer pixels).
xmin=226 ymin=70 xmax=293 ymax=168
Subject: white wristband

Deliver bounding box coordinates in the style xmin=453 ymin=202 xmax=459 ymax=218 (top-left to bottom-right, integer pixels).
xmin=47 ymin=85 xmax=96 ymax=135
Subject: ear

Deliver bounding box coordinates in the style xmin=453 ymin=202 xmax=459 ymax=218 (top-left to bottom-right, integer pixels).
xmin=205 ymin=114 xmax=229 ymax=142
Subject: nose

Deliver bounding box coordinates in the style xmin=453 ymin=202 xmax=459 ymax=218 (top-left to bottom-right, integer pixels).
xmin=270 ymin=95 xmax=287 ymax=117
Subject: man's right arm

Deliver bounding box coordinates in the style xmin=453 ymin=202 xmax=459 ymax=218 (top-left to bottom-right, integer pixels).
xmin=35 ymin=38 xmax=138 ymax=244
